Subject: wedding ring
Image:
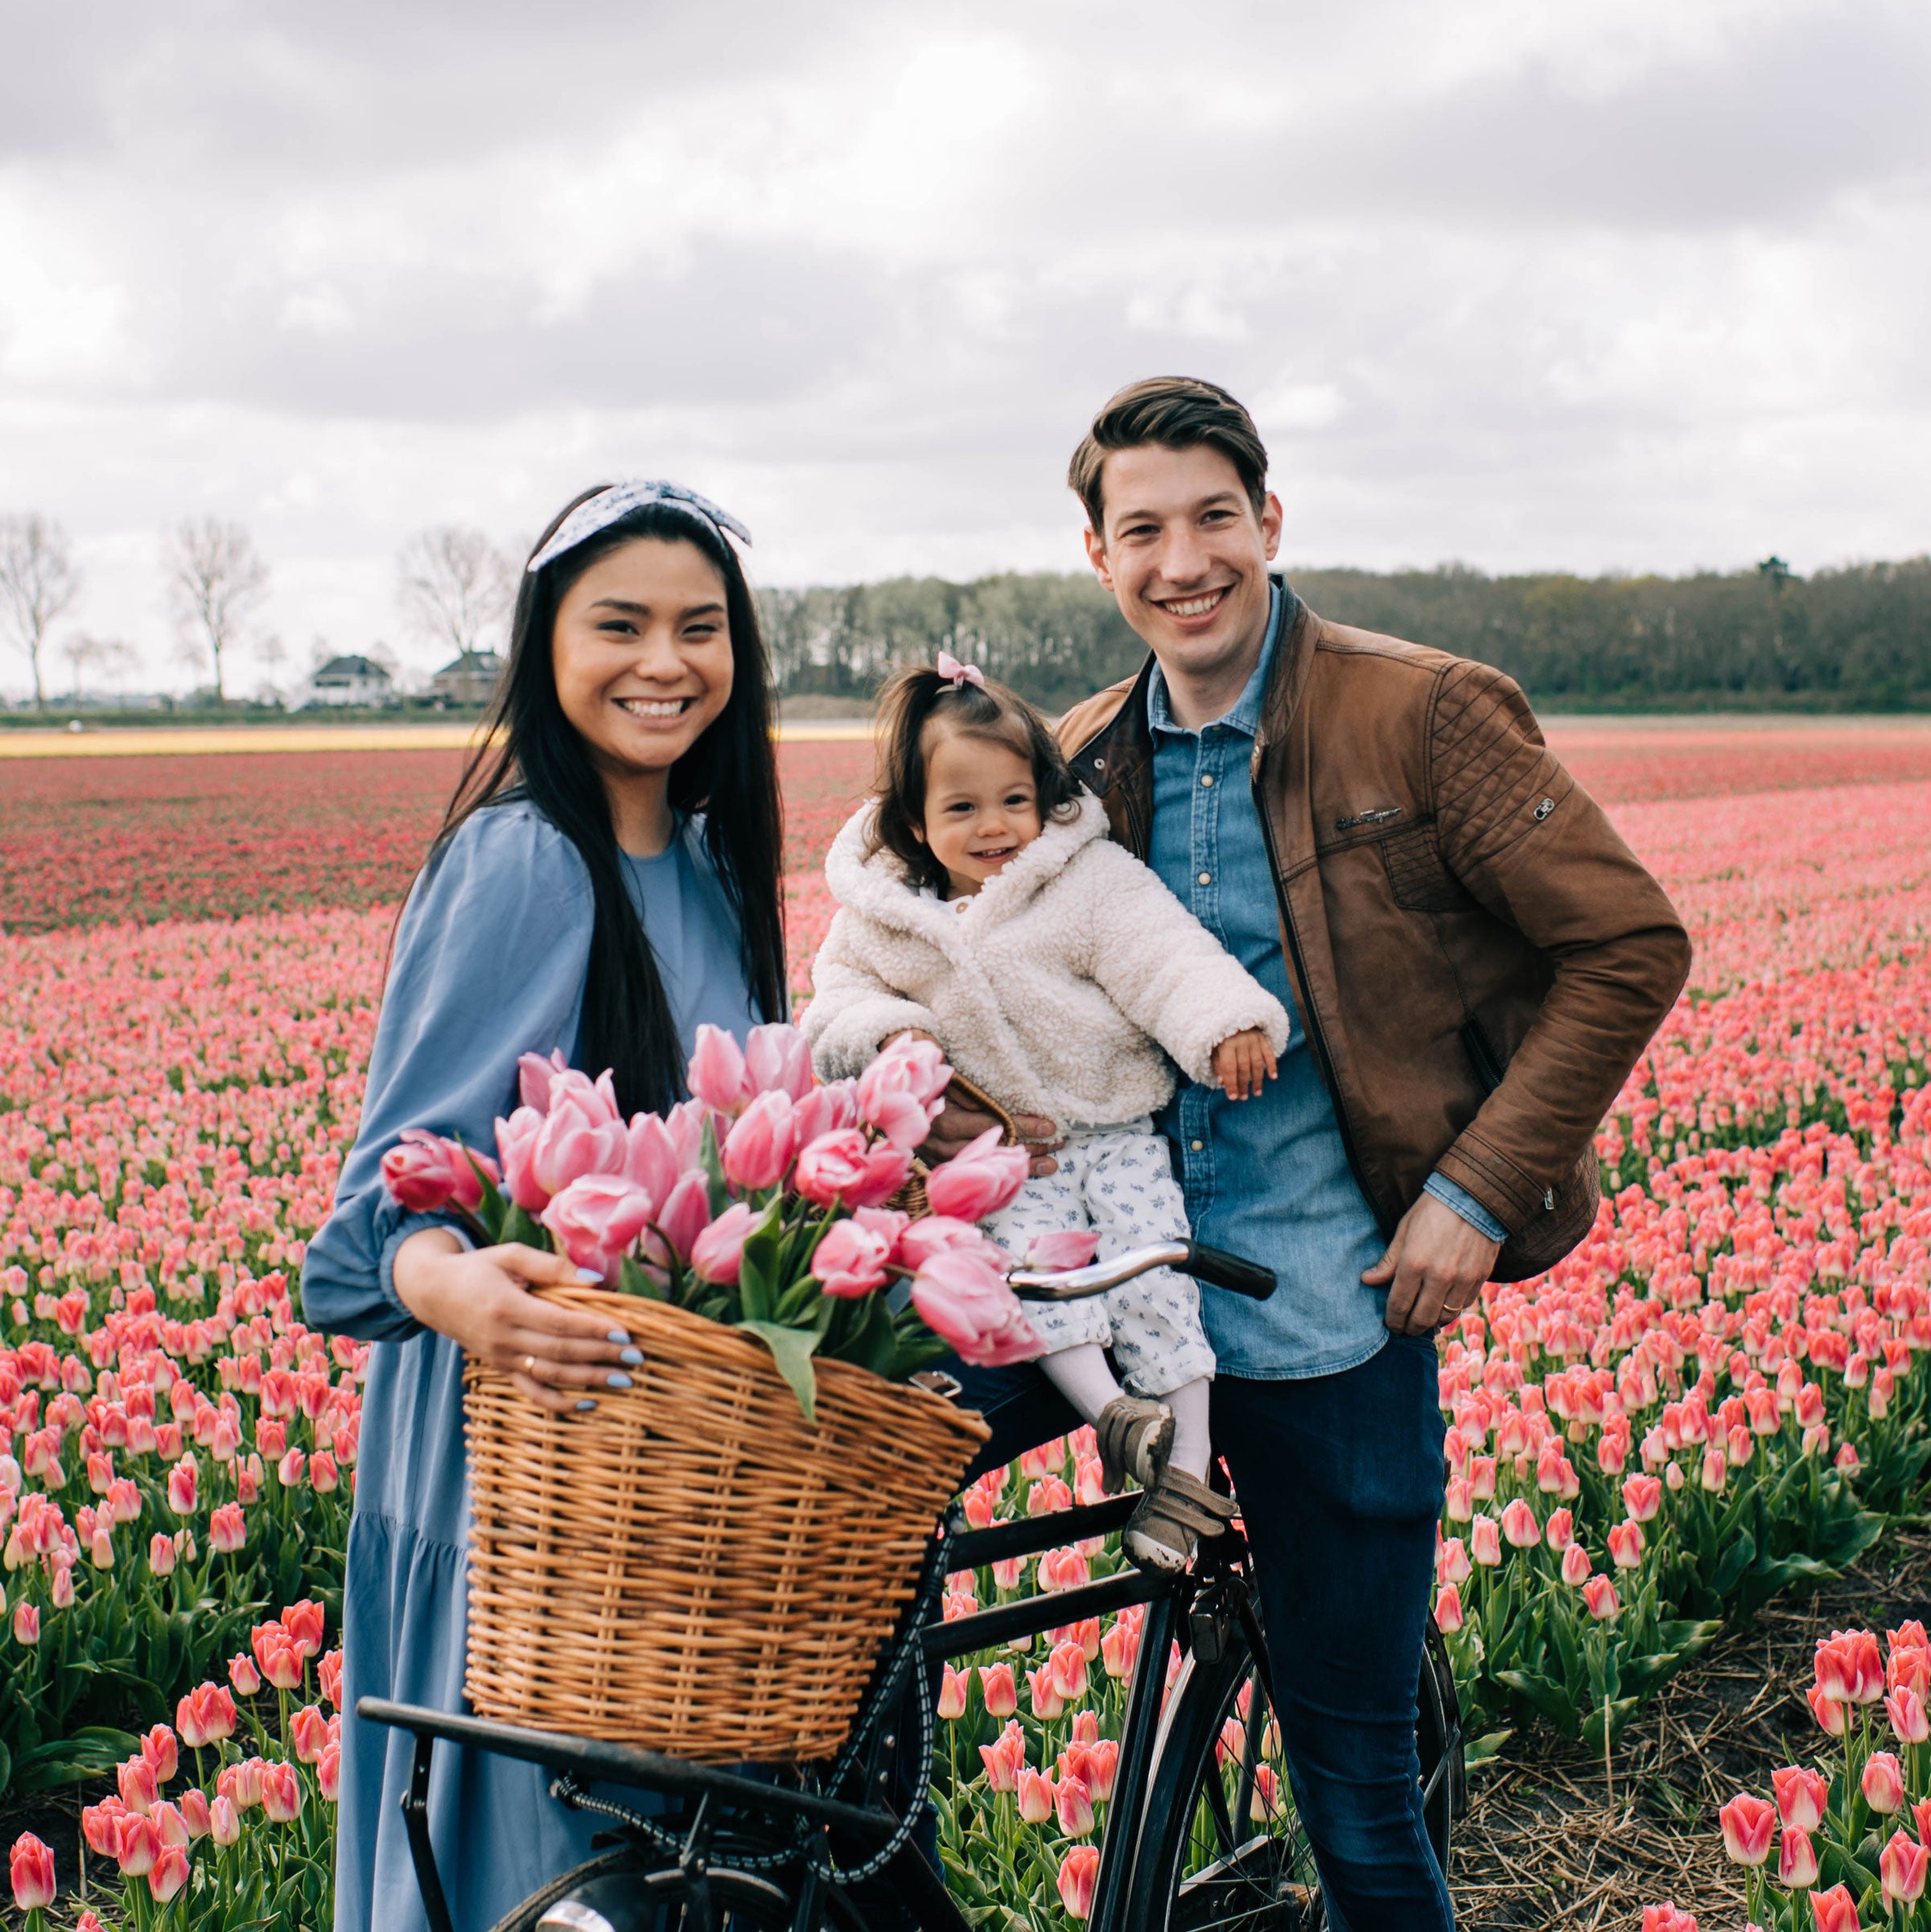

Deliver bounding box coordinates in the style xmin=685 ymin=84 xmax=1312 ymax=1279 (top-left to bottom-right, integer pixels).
xmin=523 ymin=1354 xmax=537 ymax=1378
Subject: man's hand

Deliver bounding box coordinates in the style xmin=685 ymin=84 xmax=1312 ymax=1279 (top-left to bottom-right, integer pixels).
xmin=1212 ymin=1028 xmax=1278 ymax=1101
xmin=1363 ymin=1193 xmax=1501 ymax=1337
xmin=889 ymin=1028 xmax=1061 ymax=1177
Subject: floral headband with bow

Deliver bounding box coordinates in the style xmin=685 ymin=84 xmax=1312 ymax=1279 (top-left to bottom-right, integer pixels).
xmin=526 ymin=479 xmax=752 ymax=576
xmin=936 ymin=649 xmax=985 ymax=690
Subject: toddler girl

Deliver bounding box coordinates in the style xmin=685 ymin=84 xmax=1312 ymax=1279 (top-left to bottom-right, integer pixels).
xmin=803 ymin=655 xmax=1290 ymax=1569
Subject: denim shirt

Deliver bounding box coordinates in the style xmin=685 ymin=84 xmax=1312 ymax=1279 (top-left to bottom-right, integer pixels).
xmin=1147 ymin=586 xmax=1505 ymax=1379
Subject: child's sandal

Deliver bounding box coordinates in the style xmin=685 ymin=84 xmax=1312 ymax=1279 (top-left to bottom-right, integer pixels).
xmin=1123 ymin=1468 xmax=1239 ymax=1574
xmin=1096 ymin=1395 xmax=1175 ymax=1495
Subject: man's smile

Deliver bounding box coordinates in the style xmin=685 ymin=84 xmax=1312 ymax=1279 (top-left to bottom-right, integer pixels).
xmin=1153 ymin=587 xmax=1232 ymax=622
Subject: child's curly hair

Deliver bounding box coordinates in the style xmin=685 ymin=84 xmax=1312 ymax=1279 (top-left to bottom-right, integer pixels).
xmin=868 ymin=663 xmax=1085 ymax=895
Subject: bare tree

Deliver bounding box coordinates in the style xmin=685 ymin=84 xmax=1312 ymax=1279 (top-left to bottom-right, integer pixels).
xmin=0 ymin=514 xmax=80 ymax=711
xmin=61 ymin=633 xmax=137 ymax=699
xmin=396 ymin=526 xmax=513 ymax=660
xmin=166 ymin=517 xmax=270 ymax=702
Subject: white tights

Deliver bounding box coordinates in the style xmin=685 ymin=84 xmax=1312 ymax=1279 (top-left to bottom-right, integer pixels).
xmin=1039 ymin=1344 xmax=1213 ymax=1481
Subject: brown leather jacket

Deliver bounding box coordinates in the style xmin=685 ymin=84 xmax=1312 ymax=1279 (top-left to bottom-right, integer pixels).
xmin=1055 ymin=588 xmax=1691 ymax=1283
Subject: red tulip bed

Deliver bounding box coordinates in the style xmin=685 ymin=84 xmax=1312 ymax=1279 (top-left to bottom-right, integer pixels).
xmin=4 ymin=735 xmax=1931 ymax=1930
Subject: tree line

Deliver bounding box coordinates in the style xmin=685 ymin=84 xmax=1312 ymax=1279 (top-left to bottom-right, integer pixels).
xmin=760 ymin=556 xmax=1931 ymax=712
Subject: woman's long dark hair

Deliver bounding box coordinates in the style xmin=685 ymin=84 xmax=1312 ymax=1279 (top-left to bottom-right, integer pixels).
xmin=430 ymin=490 xmax=787 ymax=1116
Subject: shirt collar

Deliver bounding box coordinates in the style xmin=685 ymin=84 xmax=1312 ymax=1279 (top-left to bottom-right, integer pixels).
xmin=1147 ymin=579 xmax=1283 ymax=741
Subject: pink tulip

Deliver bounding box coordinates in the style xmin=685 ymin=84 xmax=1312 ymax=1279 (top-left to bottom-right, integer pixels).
xmin=1468 ymin=1514 xmax=1501 ymax=1566
xmin=857 ymin=1038 xmax=952 ymax=1148
xmin=1443 ymin=1475 xmax=1473 ymax=1522
xmin=1048 ymin=1639 xmax=1089 ymax=1703
xmin=655 ymin=1171 xmax=713 ymax=1259
xmin=1023 ymin=1230 xmax=1101 ymax=1271
xmin=1772 ymin=1765 xmax=1828 ymax=1831
xmin=1057 ymin=1844 xmax=1100 ymax=1921
xmin=722 ymin=1090 xmax=799 ymax=1192
xmin=792 ymin=1078 xmax=858 ymax=1144
xmin=1501 ymin=1498 xmax=1539 ymax=1547
xmin=1863 ymin=1749 xmax=1906 ymax=1815
xmin=1056 ymin=1772 xmax=1096 ymax=1837
xmin=1434 ymin=1585 xmax=1464 ymax=1633
xmin=217 ymin=1758 xmax=264 ymax=1811
xmin=1719 ymin=1792 xmax=1776 ymax=1865
xmin=690 ymin=1202 xmax=759 ymax=1286
xmin=622 ymin=1114 xmax=682 ymax=1207
xmin=210 ymin=1796 xmax=240 ymax=1847
xmin=1809 ymin=1685 xmax=1850 ymax=1736
xmin=142 ymin=1724 xmax=179 ymax=1784
xmin=924 ymin=1127 xmax=1029 ymax=1221
xmin=119 ymin=1755 xmax=159 ymax=1814
xmin=1608 ymin=1520 xmax=1644 ymax=1568
xmin=910 ymin=1251 xmax=1041 ymax=1367
xmin=687 ymin=1025 xmax=750 ymax=1112
xmin=116 ymin=1813 xmax=159 ymax=1876
xmin=1561 ymin=1542 xmax=1592 ymax=1586
xmin=150 ymin=1800 xmax=188 ymax=1849
xmin=229 ymin=1653 xmax=261 ymax=1696
xmin=541 ymin=1174 xmax=657 ymax=1283
xmin=179 ymin=1789 xmax=212 ymax=1840
xmin=147 ymin=1842 xmax=191 ymax=1902
xmin=937 ymin=1665 xmax=967 ymax=1720
xmin=1699 ymin=1448 xmax=1727 ymax=1493
xmin=978 ymin=1722 xmax=1025 ymax=1793
xmin=1438 ymin=1537 xmax=1472 ymax=1585
xmin=1778 ymin=1825 xmax=1819 ymax=1888
xmin=809 ymin=1217 xmax=893 ymax=1299
xmin=259 ymin=1760 xmax=302 ymax=1823
xmin=898 ymin=1216 xmax=1008 ymax=1271
xmin=210 ymin=1502 xmax=246 ymax=1552
xmin=1027 ymin=1664 xmax=1065 ymax=1720
xmin=1884 ymin=1830 xmax=1930 ymax=1909
xmin=1018 ymin=1767 xmax=1056 ymax=1824
xmin=380 ymin=1130 xmax=497 ymax=1213
xmin=1809 ymin=1884 xmax=1859 ymax=1932
xmin=1101 ymin=1617 xmax=1140 ymax=1682
xmin=1583 ymin=1575 xmax=1620 ymax=1621
xmin=744 ymin=1023 xmax=813 ymax=1102
xmin=318 ymin=1743 xmax=342 ymax=1802
xmin=1542 ymin=1508 xmax=1574 ymax=1552
xmin=1888 ymin=1685 xmax=1930 ymax=1745
xmin=494 ymin=1106 xmax=550 ymax=1211
xmin=81 ymin=1801 xmax=126 ymax=1859
xmin=1622 ymin=1474 xmax=1662 ymax=1522
xmin=282 ymin=1600 xmax=326 ymax=1659
xmin=517 ymin=1048 xmax=569 ymax=1112
xmin=250 ymin=1622 xmax=303 ymax=1691
xmin=10 ymin=1832 xmax=56 ymax=1911
xmin=319 ymin=1650 xmax=344 ymax=1709
xmin=310 ymin=1452 xmax=340 ymax=1493
xmin=291 ymin=1704 xmax=331 ymax=1764
xmin=979 ymin=1662 xmax=1018 ymax=1716
xmin=167 ymin=1460 xmax=197 ymax=1514
xmin=529 ymin=1095 xmax=630 ymax=1203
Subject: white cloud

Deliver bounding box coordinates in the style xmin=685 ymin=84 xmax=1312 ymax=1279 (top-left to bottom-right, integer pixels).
xmin=0 ymin=0 xmax=1926 ymax=696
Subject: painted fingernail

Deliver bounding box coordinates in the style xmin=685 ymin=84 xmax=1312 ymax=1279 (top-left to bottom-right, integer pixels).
xmin=606 ymin=1372 xmax=633 ymax=1390
xmin=619 ymin=1347 xmax=644 ymax=1366
xmin=606 ymin=1329 xmax=632 ymax=1345
xmin=575 ymin=1399 xmax=598 ymax=1413
xmin=576 ymin=1268 xmax=603 ymax=1284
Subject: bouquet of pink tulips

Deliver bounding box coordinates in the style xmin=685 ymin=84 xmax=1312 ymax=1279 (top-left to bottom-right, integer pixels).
xmin=381 ymin=1024 xmax=1055 ymax=1419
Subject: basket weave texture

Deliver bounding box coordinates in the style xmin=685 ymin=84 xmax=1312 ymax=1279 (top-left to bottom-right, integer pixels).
xmin=463 ymin=1284 xmax=990 ymax=1763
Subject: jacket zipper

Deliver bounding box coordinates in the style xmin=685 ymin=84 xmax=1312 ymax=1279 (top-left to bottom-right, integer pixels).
xmin=1250 ymin=750 xmax=1390 ymax=1238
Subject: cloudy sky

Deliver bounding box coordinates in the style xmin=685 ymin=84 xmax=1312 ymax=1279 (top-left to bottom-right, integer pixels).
xmin=1 ymin=0 xmax=1927 ymax=696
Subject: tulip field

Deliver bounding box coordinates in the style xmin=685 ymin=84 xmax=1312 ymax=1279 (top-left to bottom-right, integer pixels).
xmin=5 ymin=721 xmax=1931 ymax=1930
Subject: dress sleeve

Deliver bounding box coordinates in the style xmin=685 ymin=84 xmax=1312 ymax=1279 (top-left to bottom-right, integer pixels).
xmin=298 ymin=805 xmax=595 ymax=1341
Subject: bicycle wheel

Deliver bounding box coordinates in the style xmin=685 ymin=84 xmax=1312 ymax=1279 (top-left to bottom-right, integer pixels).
xmin=488 ymin=1849 xmax=867 ymax=1932
xmin=1126 ymin=1616 xmax=1460 ymax=1930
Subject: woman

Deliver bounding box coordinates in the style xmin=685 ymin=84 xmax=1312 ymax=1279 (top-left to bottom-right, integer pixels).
xmin=300 ymin=479 xmax=787 ymax=1932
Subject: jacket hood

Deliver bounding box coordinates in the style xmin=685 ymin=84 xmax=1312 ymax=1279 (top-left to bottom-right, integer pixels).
xmin=825 ymin=789 xmax=1111 ymax=938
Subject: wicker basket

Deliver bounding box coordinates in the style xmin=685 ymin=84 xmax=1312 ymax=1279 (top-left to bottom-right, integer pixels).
xmin=463 ymin=1285 xmax=990 ymax=1763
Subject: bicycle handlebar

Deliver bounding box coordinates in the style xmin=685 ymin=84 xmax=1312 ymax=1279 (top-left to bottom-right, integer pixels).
xmin=1007 ymin=1239 xmax=1276 ymax=1303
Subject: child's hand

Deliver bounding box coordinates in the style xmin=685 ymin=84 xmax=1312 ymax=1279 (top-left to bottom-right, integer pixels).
xmin=1213 ymin=1029 xmax=1278 ymax=1102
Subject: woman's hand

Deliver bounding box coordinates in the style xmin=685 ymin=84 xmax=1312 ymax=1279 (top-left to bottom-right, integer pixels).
xmin=1212 ymin=1029 xmax=1278 ymax=1101
xmin=391 ymin=1229 xmax=644 ymax=1415
xmin=886 ymin=1028 xmax=1063 ymax=1177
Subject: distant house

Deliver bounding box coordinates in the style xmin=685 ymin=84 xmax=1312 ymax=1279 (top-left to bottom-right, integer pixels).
xmin=429 ymin=650 xmax=503 ymax=706
xmin=300 ymin=655 xmax=397 ymax=708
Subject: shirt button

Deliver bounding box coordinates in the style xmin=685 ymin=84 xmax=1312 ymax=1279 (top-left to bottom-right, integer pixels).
xmin=1197 ymin=871 xmax=1212 ymax=886
xmin=1200 ymin=773 xmax=1214 ymax=787
xmin=1190 ymin=1139 xmax=1204 ymax=1152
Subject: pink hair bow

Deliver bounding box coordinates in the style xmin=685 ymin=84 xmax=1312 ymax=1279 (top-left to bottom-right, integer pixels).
xmin=937 ymin=649 xmax=985 ymax=690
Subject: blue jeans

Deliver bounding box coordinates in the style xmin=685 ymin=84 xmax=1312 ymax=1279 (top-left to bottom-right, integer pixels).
xmin=952 ymin=1334 xmax=1451 ymax=1932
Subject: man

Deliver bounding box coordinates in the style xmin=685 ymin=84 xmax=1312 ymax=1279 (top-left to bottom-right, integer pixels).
xmin=934 ymin=376 xmax=1690 ymax=1928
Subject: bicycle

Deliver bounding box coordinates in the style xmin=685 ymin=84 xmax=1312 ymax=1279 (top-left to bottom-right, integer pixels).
xmin=364 ymin=1239 xmax=1466 ymax=1931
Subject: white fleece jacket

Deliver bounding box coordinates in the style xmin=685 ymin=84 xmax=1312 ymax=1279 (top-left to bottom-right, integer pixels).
xmin=803 ymin=791 xmax=1291 ymax=1128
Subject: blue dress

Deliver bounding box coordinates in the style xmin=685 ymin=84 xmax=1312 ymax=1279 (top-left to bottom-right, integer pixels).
xmin=300 ymin=801 xmax=762 ymax=1932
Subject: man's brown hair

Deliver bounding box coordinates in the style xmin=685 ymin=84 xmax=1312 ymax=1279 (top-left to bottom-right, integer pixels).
xmin=1067 ymin=376 xmax=1270 ymax=536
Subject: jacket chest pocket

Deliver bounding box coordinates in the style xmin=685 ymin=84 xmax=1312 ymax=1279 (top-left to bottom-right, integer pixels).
xmin=1379 ymin=822 xmax=1472 ymax=914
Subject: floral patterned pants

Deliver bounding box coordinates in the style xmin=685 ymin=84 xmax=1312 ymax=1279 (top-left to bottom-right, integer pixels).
xmin=985 ymin=1120 xmax=1216 ymax=1398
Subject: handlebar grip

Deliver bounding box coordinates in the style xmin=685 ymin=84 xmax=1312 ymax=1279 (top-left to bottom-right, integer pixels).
xmin=1184 ymin=1242 xmax=1277 ymax=1301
